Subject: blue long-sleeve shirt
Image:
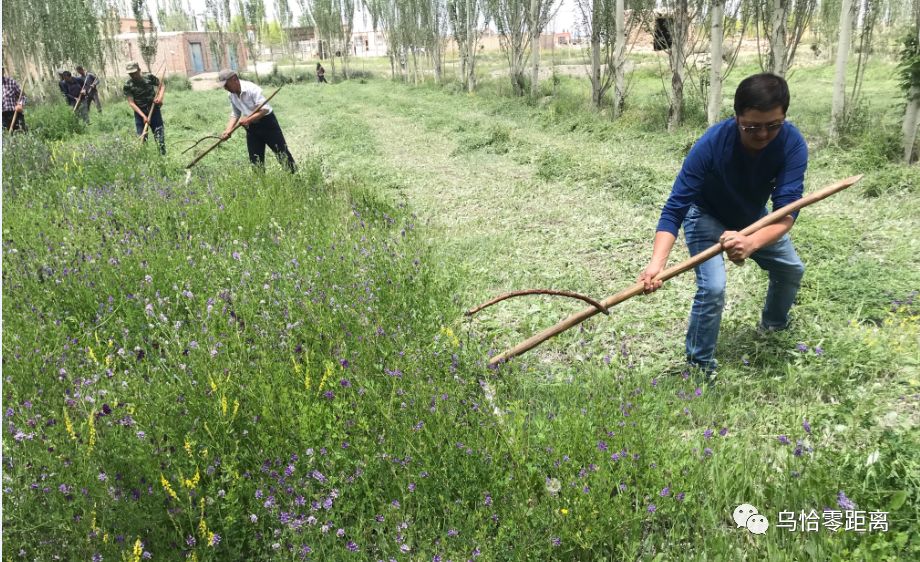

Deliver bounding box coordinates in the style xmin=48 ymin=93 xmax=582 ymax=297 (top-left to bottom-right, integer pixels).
xmin=656 ymin=117 xmax=808 ymax=236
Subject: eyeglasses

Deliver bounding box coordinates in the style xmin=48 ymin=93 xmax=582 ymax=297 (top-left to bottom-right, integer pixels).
xmin=738 ymin=121 xmax=785 ymax=134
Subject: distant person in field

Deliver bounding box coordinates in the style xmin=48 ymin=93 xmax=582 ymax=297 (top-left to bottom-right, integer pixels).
xmin=2 ymin=69 xmax=27 ymax=132
xmin=217 ymin=69 xmax=296 ymax=173
xmin=76 ymin=65 xmax=102 ymax=113
xmin=123 ymin=61 xmax=165 ymax=155
xmin=639 ymin=73 xmax=808 ymax=376
xmin=58 ymin=70 xmax=89 ymax=124
xmin=316 ymin=63 xmax=327 ymax=84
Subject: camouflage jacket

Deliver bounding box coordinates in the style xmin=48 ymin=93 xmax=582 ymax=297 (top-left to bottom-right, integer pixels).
xmin=122 ymin=74 xmax=160 ymax=107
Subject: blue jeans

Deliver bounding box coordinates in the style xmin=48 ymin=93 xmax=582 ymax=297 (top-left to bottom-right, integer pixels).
xmin=134 ymin=105 xmax=165 ymax=155
xmin=683 ymin=206 xmax=805 ymax=371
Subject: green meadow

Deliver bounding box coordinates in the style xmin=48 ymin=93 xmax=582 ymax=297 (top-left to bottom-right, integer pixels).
xmin=2 ymin=56 xmax=918 ymax=560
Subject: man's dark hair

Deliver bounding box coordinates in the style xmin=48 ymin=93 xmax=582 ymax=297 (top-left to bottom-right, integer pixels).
xmin=733 ymin=73 xmax=789 ymax=115
xmin=61 ymin=71 xmax=72 ymax=78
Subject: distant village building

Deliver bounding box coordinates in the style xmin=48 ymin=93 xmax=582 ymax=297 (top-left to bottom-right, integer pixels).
xmin=116 ymin=30 xmax=249 ymax=76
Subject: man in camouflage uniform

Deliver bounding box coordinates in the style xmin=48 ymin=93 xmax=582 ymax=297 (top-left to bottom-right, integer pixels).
xmin=122 ymin=61 xmax=165 ymax=154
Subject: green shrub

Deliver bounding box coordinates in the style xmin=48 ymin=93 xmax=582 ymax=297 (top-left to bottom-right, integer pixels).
xmin=860 ymin=163 xmax=920 ymax=197
xmin=164 ymin=73 xmax=192 ymax=91
xmin=26 ymin=102 xmax=86 ymax=140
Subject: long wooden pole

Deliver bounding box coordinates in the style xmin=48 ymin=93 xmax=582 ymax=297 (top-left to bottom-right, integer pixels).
xmin=7 ymin=91 xmax=24 ymax=133
xmin=185 ymin=85 xmax=284 ymax=170
xmin=140 ymin=84 xmax=165 ymax=141
xmin=488 ymin=174 xmax=864 ymax=366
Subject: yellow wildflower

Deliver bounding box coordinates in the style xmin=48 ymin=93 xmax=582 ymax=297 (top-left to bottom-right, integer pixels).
xmin=133 ymin=538 xmax=143 ymax=562
xmin=160 ymin=474 xmax=178 ymax=501
xmin=198 ymin=516 xmax=208 ymax=538
xmin=560 ymin=508 xmax=569 ymax=516
xmin=86 ymin=410 xmax=96 ymax=454
xmin=319 ymin=361 xmax=333 ymax=391
xmin=63 ymin=408 xmax=76 ymax=440
xmin=442 ymin=327 xmax=460 ymax=348
xmin=232 ymin=399 xmax=240 ymax=419
xmin=208 ymin=374 xmax=218 ymax=394
xmin=184 ymin=436 xmax=193 ymax=457
xmin=183 ymin=467 xmax=200 ymax=490
xmin=220 ymin=394 xmax=228 ymax=416
xmin=87 ymin=346 xmax=99 ymax=365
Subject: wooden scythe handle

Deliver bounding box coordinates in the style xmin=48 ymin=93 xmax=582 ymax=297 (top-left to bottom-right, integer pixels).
xmin=487 ymin=174 xmax=864 ymax=367
xmin=8 ymin=91 xmax=24 ymax=132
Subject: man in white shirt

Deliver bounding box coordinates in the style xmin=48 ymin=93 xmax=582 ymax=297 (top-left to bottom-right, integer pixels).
xmin=218 ymin=69 xmax=296 ymax=173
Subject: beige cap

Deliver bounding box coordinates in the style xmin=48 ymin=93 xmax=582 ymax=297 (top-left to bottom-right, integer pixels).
xmin=125 ymin=61 xmax=140 ymax=73
xmin=217 ymin=69 xmax=237 ymax=86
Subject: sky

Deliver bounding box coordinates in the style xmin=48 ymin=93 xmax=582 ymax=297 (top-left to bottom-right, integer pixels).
xmin=174 ymin=0 xmax=584 ymax=35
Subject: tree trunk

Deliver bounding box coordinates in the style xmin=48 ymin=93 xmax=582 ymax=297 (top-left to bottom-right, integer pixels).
xmin=668 ymin=0 xmax=688 ymax=132
xmin=769 ymin=0 xmax=788 ymax=76
xmin=904 ymin=91 xmax=920 ymax=163
xmin=613 ymin=0 xmax=626 ymax=116
xmin=591 ymin=34 xmax=602 ymax=108
xmin=530 ymin=0 xmax=540 ymax=96
xmin=708 ymin=0 xmax=724 ymax=124
xmin=829 ymin=0 xmax=854 ymax=141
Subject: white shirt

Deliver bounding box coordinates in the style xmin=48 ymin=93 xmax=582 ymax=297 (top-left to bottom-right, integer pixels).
xmin=228 ymin=79 xmax=272 ymax=119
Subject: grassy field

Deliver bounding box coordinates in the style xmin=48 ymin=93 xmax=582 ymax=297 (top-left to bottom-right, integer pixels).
xmin=3 ymin=56 xmax=919 ymax=561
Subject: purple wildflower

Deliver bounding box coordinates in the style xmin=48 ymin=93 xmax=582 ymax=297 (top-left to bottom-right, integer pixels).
xmin=704 ymin=428 xmax=713 ymax=440
xmin=778 ymin=435 xmax=791 ymax=445
xmin=802 ymin=419 xmax=812 ymax=434
xmin=647 ymin=504 xmax=657 ymax=513
xmin=210 ymin=534 xmax=221 ymax=546
xmin=837 ymin=491 xmax=856 ymax=510
xmin=660 ymin=486 xmax=671 ymax=497
xmin=346 ymin=541 xmax=358 ymax=552
xmin=597 ymin=440 xmax=608 ymax=452
xmin=551 ymin=537 xmax=561 ymax=547
xmin=703 ymin=447 xmax=713 ymax=457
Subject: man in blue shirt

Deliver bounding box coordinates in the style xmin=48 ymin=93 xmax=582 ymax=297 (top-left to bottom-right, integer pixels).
xmin=639 ymin=73 xmax=807 ymax=375
xmin=58 ymin=70 xmax=89 ymax=124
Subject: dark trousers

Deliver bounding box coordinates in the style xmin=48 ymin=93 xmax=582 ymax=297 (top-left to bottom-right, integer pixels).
xmin=2 ymin=110 xmax=27 ymax=132
xmin=134 ymin=105 xmax=165 ymax=155
xmin=246 ymin=112 xmax=296 ymax=173
xmin=86 ymin=90 xmax=102 ymax=111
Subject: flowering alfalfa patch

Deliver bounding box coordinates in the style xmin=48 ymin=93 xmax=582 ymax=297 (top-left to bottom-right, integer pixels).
xmin=1 ymin=143 xmax=469 ymax=559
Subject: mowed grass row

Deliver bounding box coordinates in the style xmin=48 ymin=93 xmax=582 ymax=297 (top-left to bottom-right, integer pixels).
xmin=3 ymin=58 xmax=919 ymax=560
